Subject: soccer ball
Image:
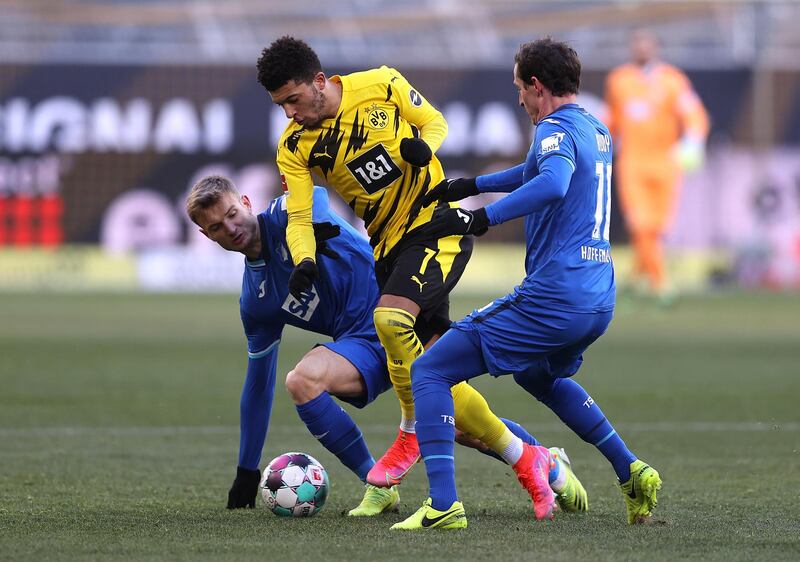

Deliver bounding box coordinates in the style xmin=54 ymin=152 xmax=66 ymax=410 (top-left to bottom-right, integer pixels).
xmin=260 ymin=452 xmax=329 ymax=517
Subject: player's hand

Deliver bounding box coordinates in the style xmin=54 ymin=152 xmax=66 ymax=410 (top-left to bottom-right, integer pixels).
xmin=288 ymin=258 xmax=318 ymax=299
xmin=226 ymin=466 xmax=261 ymax=509
xmin=312 ymin=221 xmax=341 ymax=260
xmin=399 ymin=137 xmax=432 ymax=167
xmin=421 ymin=178 xmax=479 ymax=207
xmin=417 ymin=207 xmax=490 ymax=238
xmin=676 ymin=136 xmax=705 ymax=172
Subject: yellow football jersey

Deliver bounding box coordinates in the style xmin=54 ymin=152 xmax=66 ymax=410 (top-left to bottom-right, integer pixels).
xmin=277 ymin=66 xmax=448 ymax=262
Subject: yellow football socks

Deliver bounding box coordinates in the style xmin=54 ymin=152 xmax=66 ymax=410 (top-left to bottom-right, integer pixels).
xmin=373 ymin=307 xmax=424 ymax=421
xmin=451 ymin=381 xmax=514 ymax=453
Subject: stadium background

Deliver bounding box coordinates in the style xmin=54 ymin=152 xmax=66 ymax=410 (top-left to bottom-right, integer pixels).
xmin=2 ymin=2 xmax=799 ymax=561
xmin=3 ymin=0 xmax=800 ymax=291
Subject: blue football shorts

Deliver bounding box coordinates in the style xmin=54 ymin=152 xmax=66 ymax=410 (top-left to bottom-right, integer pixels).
xmin=453 ymin=290 xmax=614 ymax=379
xmin=321 ymin=333 xmax=392 ymax=409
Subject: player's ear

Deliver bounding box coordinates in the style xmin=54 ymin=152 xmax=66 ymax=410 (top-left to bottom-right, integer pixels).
xmin=313 ymin=71 xmax=327 ymax=90
xmin=241 ymin=194 xmax=252 ymax=211
xmin=531 ymin=77 xmax=544 ymax=96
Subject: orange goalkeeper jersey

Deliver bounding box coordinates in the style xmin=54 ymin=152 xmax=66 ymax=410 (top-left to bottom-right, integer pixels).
xmin=604 ymin=62 xmax=709 ymax=162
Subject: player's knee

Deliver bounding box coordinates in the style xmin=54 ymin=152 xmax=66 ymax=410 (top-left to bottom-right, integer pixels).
xmin=373 ymin=307 xmax=415 ymax=343
xmin=284 ymin=368 xmax=307 ymax=401
xmin=285 ymin=362 xmax=324 ymax=403
xmin=410 ymin=353 xmax=438 ymax=395
xmin=372 ymin=308 xmax=390 ymax=336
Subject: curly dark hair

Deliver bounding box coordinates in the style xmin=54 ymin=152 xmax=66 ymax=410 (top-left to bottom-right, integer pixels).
xmin=256 ymin=36 xmax=322 ymax=91
xmin=514 ymin=38 xmax=580 ymax=97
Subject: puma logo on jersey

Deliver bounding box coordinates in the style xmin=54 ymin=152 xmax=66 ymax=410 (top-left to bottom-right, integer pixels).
xmin=411 ymin=275 xmax=428 ymax=292
xmin=312 ymin=147 xmax=333 ymax=160
xmin=257 ymin=280 xmax=266 ymax=298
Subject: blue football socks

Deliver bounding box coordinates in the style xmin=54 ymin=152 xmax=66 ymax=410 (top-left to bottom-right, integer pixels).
xmin=296 ymin=392 xmax=374 ymax=481
xmin=518 ymin=375 xmax=636 ymax=482
xmin=413 ymin=329 xmax=487 ymax=511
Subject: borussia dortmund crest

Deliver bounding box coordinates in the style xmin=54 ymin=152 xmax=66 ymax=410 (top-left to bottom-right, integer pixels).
xmin=365 ymin=103 xmax=389 ymax=130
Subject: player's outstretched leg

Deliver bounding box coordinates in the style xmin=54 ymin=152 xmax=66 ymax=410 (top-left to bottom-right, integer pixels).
xmin=549 ymin=447 xmax=588 ymax=513
xmin=619 ymin=460 xmax=662 ymax=524
xmin=514 ymin=373 xmax=636 ymax=476
xmin=390 ymin=498 xmax=467 ymax=531
xmin=368 ymin=307 xmax=424 ymax=487
xmin=511 ymin=443 xmax=556 ymax=520
xmin=514 ymin=368 xmax=662 ymax=523
xmin=348 ymin=484 xmax=400 ymax=517
xmin=393 ymin=329 xmax=484 ymax=530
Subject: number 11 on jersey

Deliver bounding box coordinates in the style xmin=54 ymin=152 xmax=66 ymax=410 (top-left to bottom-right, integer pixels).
xmin=593 ymin=161 xmax=612 ymax=241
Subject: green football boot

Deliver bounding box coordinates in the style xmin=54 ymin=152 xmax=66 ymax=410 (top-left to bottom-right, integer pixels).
xmin=390 ymin=499 xmax=467 ymax=530
xmin=619 ymin=460 xmax=662 ymax=524
xmin=347 ymin=484 xmax=400 ymax=517
xmin=548 ymin=447 xmax=588 ymax=513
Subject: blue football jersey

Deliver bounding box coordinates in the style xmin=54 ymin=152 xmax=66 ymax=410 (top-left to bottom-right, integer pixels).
xmin=240 ymin=187 xmax=379 ymax=356
xmin=520 ymin=104 xmax=615 ymax=313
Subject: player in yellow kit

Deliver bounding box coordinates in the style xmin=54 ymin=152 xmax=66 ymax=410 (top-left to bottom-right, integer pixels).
xmin=255 ymin=37 xmax=576 ymax=513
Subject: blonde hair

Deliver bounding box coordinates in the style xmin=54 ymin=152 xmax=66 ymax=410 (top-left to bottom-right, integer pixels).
xmin=186 ymin=175 xmax=240 ymax=225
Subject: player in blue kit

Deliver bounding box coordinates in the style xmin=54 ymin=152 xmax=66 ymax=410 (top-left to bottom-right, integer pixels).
xmin=393 ymin=38 xmax=661 ymax=530
xmin=185 ymin=175 xmax=587 ymax=516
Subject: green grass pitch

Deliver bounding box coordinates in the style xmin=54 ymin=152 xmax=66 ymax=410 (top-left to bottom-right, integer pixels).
xmin=1 ymin=291 xmax=799 ymax=561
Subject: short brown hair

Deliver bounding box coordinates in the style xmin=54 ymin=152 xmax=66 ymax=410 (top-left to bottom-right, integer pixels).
xmin=186 ymin=175 xmax=240 ymax=225
xmin=515 ymin=37 xmax=581 ymax=97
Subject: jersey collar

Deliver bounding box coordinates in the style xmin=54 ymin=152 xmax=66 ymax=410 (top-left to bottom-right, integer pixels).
xmin=245 ymin=213 xmax=271 ymax=266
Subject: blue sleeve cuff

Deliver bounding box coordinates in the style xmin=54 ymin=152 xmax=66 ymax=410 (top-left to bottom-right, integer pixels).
xmin=476 ymin=163 xmax=526 ymax=193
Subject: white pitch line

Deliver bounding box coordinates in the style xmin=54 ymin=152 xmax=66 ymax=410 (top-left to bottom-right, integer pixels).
xmin=0 ymin=421 xmax=798 ymax=438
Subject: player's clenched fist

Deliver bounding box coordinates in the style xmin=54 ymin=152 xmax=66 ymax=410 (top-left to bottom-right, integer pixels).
xmin=288 ymin=258 xmax=319 ymax=299
xmin=421 ymin=178 xmax=479 ymax=207
xmin=399 ymin=137 xmax=432 ymax=167
xmin=419 ymin=207 xmax=490 ymax=238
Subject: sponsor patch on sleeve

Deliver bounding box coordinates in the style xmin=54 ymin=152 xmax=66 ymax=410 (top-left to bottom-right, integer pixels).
xmin=540 ymin=132 xmax=566 ymax=154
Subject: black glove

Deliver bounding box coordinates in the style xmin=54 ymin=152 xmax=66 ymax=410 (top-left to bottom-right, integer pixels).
xmin=312 ymin=221 xmax=341 ymax=260
xmin=288 ymin=258 xmax=318 ymax=299
xmin=418 ymin=207 xmax=490 ymax=238
xmin=399 ymin=137 xmax=432 ymax=167
xmin=226 ymin=466 xmax=261 ymax=509
xmin=421 ymin=178 xmax=479 ymax=207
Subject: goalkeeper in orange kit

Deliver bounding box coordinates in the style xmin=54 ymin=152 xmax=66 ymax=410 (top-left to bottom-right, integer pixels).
xmin=604 ymin=28 xmax=709 ymax=301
